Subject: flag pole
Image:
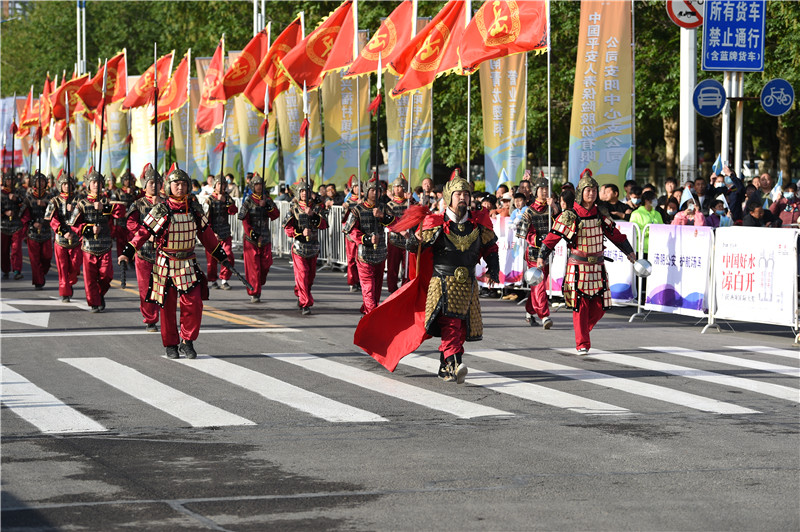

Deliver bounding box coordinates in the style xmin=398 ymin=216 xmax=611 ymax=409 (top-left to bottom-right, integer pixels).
xmin=406 ymin=1 xmax=418 ymax=190
xmin=261 ymin=24 xmax=270 ymax=184
xmin=153 ymin=43 xmax=158 ymax=171
xmin=219 ymin=108 xmax=227 ymax=178
xmin=98 ymin=59 xmax=108 ymax=175
xmin=465 ymin=0 xmax=471 ymax=183
xmin=65 ymin=96 xmax=71 ymax=180
xmin=185 ymin=48 xmax=192 ymax=173
xmin=303 ymin=82 xmax=310 ymax=192
xmin=10 ymin=92 xmax=16 ymax=175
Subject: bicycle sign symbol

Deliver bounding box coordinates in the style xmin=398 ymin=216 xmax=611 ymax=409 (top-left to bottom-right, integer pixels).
xmin=761 ymin=79 xmax=794 ymax=117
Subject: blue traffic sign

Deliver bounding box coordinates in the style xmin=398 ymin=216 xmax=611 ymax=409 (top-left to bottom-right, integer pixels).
xmin=760 ymin=79 xmax=795 ymax=117
xmin=702 ymin=0 xmax=766 ymax=72
xmin=693 ymin=79 xmax=726 ymax=117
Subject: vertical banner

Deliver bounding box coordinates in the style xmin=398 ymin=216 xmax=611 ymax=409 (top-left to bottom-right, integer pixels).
xmin=188 ymin=79 xmax=209 ymax=181
xmin=105 ymin=101 xmax=129 ymax=180
xmin=73 ymin=115 xmax=91 ymax=179
xmin=567 ymin=0 xmax=633 ymax=187
xmin=234 ymin=95 xmax=268 ymax=186
xmin=129 ymin=105 xmax=165 ymax=181
xmin=276 ymin=84 xmax=322 ymax=188
xmin=384 ymin=73 xmax=432 ymax=187
xmin=480 ymin=53 xmax=527 ymax=193
xmin=713 ymin=227 xmax=798 ymax=327
xmin=322 ymin=70 xmax=370 ymax=188
xmin=205 ymin=100 xmax=240 ymax=179
xmin=644 ymin=225 xmax=714 ymax=317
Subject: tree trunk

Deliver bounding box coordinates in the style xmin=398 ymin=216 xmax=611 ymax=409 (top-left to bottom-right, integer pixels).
xmin=663 ymin=116 xmax=678 ymax=181
xmin=777 ymin=115 xmax=791 ymax=178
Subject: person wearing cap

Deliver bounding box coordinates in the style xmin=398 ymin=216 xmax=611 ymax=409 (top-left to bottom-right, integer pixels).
xmin=1 ymin=173 xmax=27 ymax=280
xmin=119 ymin=167 xmax=229 ymax=359
xmin=110 ymin=171 xmax=141 ymax=259
xmin=21 ymin=173 xmax=53 ymax=289
xmin=385 ymin=174 xmax=418 ymax=294
xmin=44 ymin=172 xmax=83 ymax=302
xmin=124 ymin=164 xmax=164 ymax=332
xmin=516 ymin=177 xmax=555 ymax=329
xmin=204 ymin=175 xmax=238 ymax=292
xmin=341 ymin=176 xmax=361 ymax=293
xmin=68 ymin=170 xmax=125 ymax=312
xmin=238 ymin=174 xmax=279 ymax=303
xmin=344 ymin=176 xmax=396 ymax=314
xmin=282 ymin=182 xmax=329 ymax=315
xmin=537 ymin=169 xmax=636 ymax=355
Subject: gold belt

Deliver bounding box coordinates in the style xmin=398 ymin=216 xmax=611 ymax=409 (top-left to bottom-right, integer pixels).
xmin=453 ymin=266 xmax=469 ymax=284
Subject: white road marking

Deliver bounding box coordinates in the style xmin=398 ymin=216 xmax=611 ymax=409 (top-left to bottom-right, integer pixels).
xmin=59 ymin=357 xmax=254 ymax=427
xmin=1 ymin=366 xmax=107 ymax=433
xmin=175 ymin=355 xmax=386 ymax=423
xmin=1 ymin=327 xmax=299 ymax=339
xmin=646 ymin=346 xmax=800 ymax=377
xmin=585 ymin=349 xmax=799 ymax=403
xmin=399 ymin=354 xmax=631 ymax=416
xmin=727 ymin=345 xmax=800 ymax=361
xmin=264 ymin=353 xmax=512 ymax=419
xmin=467 ymin=349 xmax=759 ymax=415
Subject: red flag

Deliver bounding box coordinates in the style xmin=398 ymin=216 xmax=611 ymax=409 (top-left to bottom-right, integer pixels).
xmin=39 ymin=74 xmax=53 ymax=135
xmin=77 ymin=51 xmax=127 ymax=110
xmin=121 ymin=51 xmax=174 ymax=110
xmin=344 ymin=0 xmax=414 ymax=78
xmin=153 ymin=52 xmax=190 ymax=124
xmin=459 ymin=0 xmax=548 ymax=73
xmin=389 ymin=0 xmax=468 ymax=98
xmin=196 ymin=39 xmax=226 ymax=135
xmin=210 ymin=29 xmax=270 ymax=102
xmin=53 ymin=120 xmax=68 ymax=143
xmin=243 ymin=17 xmax=303 ymax=113
xmin=279 ymin=0 xmax=354 ymax=92
xmin=20 ymin=88 xmax=37 ymax=128
xmin=51 ymin=74 xmax=90 ymax=120
xmin=320 ymin=1 xmax=358 ymax=73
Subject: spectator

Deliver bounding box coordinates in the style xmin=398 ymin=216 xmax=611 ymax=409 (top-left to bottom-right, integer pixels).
xmin=191 ymin=179 xmax=202 ymax=196
xmin=598 ymin=183 xmax=610 ymax=202
xmin=495 ymin=184 xmax=509 ymax=201
xmin=242 ymin=173 xmax=254 ymax=202
xmin=757 ymin=173 xmax=774 ymax=206
xmin=672 ymin=196 xmax=705 ymax=226
xmin=495 ymin=192 xmax=512 ymax=218
xmin=275 ymin=185 xmax=291 ymax=202
xmin=509 ymin=193 xmax=529 ymax=226
xmin=225 ymin=173 xmax=240 ymax=198
xmin=604 ymin=183 xmax=630 ymax=220
xmin=706 ymin=197 xmax=733 ymax=228
xmin=693 ymin=176 xmax=711 ymax=214
xmin=624 ymin=185 xmax=643 ymax=219
xmin=658 ymin=177 xmax=678 ymax=206
xmin=769 ymin=182 xmax=800 ymax=227
xmin=201 ymin=175 xmax=215 ymax=197
xmin=708 ymin=165 xmax=746 ymax=222
xmin=743 ymin=200 xmax=767 ymax=227
xmin=662 ymin=197 xmax=680 ymax=224
xmin=481 ymin=195 xmax=497 ymax=214
xmin=629 ymin=190 xmax=663 ymax=253
xmin=326 ymin=183 xmax=344 ymax=206
xmin=623 ymin=179 xmax=637 ymax=202
xmin=560 ymin=188 xmax=575 ymax=211
xmin=517 ymin=179 xmax=532 ymax=205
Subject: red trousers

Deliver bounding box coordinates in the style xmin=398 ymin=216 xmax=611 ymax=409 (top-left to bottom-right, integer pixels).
xmin=438 ymin=315 xmax=467 ymax=359
xmin=386 ymin=244 xmax=407 ymax=293
xmin=242 ymin=240 xmax=272 ymax=297
xmin=27 ymin=238 xmax=53 ymax=286
xmin=160 ymin=283 xmax=203 ymax=346
xmin=205 ymin=237 xmax=234 ymax=282
xmin=54 ymin=244 xmax=82 ymax=297
xmin=573 ymin=295 xmax=605 ymax=350
xmin=1 ymin=230 xmax=23 ymax=273
xmin=357 ymin=259 xmax=385 ymax=314
xmin=525 ymin=263 xmax=550 ymax=319
xmin=345 ymin=238 xmax=359 ymax=286
xmin=134 ymin=256 xmax=159 ymax=325
xmin=82 ymin=251 xmax=113 ymax=307
xmin=292 ymin=252 xmax=317 ymax=308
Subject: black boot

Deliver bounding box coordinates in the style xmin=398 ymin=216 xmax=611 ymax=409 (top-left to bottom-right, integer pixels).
xmin=179 ymin=340 xmax=197 ymax=359
xmin=165 ymin=345 xmax=180 ymax=359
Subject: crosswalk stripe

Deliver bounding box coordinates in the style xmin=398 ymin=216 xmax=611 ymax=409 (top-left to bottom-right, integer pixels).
xmin=176 ymin=355 xmax=386 ymax=423
xmin=646 ymin=347 xmax=800 ymax=377
xmin=1 ymin=366 xmax=108 ymax=434
xmin=59 ymin=358 xmax=255 ymax=428
xmin=398 ymin=354 xmax=631 ymax=416
xmin=467 ymin=349 xmax=759 ymax=415
xmin=264 ymin=353 xmax=512 ymax=419
xmin=583 ymin=349 xmax=799 ymax=403
xmin=727 ymin=346 xmax=800 ymax=361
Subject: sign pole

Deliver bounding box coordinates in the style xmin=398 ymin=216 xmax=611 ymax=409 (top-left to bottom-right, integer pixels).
xmin=679 ymin=27 xmax=697 ymax=184
xmin=734 ymin=72 xmax=744 ymax=177
xmin=720 ymin=71 xmax=731 ymax=169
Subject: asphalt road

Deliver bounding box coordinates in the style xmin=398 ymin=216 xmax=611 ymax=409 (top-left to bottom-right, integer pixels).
xmin=2 ymin=252 xmax=799 ymax=531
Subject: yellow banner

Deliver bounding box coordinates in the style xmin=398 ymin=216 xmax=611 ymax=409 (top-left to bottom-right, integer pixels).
xmin=384 ymin=73 xmax=432 ymax=188
xmin=322 ymin=69 xmax=370 ymax=189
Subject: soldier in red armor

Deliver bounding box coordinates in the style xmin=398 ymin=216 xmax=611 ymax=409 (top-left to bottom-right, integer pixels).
xmin=341 ymin=179 xmax=360 ymax=293
xmin=44 ymin=172 xmax=82 ymax=302
xmin=537 ymin=171 xmax=636 ymax=355
xmin=238 ymin=174 xmax=279 ymax=303
xmin=345 ymin=177 xmax=396 ymax=314
xmin=385 ymin=174 xmax=417 ymax=293
xmin=125 ymin=164 xmax=163 ymax=332
xmin=120 ymin=167 xmax=228 ymax=359
xmin=204 ymin=175 xmax=238 ymax=292
xmin=68 ymin=170 xmax=124 ymax=312
xmin=110 ymin=171 xmax=141 ymax=259
xmin=515 ymin=177 xmax=556 ymax=329
xmin=282 ymin=183 xmax=328 ymax=315
xmin=21 ymin=173 xmax=53 ymax=289
xmin=1 ymin=173 xmax=27 ymax=280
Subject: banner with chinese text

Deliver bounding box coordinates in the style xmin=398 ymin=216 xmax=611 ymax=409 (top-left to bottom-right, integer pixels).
xmin=567 ymin=0 xmax=632 ymax=188
xmin=384 ymin=73 xmax=432 ymax=188
xmin=322 ymin=69 xmax=370 ymax=188
xmin=479 ymin=53 xmax=527 ymax=193
xmin=275 ymin=84 xmax=323 ymax=188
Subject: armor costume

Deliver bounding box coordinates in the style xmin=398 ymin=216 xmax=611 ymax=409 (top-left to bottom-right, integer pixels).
xmin=237 ymin=175 xmax=278 ymax=301
xmin=204 ymin=176 xmax=238 ymax=290
xmin=1 ymin=174 xmax=27 ymax=279
xmin=385 ymin=175 xmax=419 ymax=293
xmin=45 ymin=173 xmax=83 ymax=300
xmin=68 ymin=170 xmax=124 ymax=311
xmin=123 ymin=168 xmax=227 ymax=357
xmin=282 ymin=183 xmax=328 ymax=314
xmin=515 ymin=178 xmax=554 ymax=327
xmin=345 ymin=178 xmax=396 ymax=314
xmin=341 ymin=200 xmax=360 ymax=291
xmin=22 ymin=173 xmax=53 ymax=288
xmin=125 ymin=165 xmax=162 ymax=329
xmin=538 ymin=173 xmax=634 ymax=353
xmin=110 ymin=172 xmax=141 ymax=258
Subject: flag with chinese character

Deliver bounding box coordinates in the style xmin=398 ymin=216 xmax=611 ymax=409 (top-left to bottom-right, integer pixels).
xmin=567 ymin=0 xmax=632 ymax=189
xmin=243 ymin=17 xmax=303 ymax=113
xmin=52 ymin=74 xmax=90 ymax=121
xmin=459 ymin=0 xmax=548 ymax=73
xmin=479 ymin=53 xmax=527 ymax=192
xmin=154 ymin=52 xmax=190 ymax=124
xmin=389 ymin=0 xmax=467 ymax=98
xmin=121 ymin=52 xmax=174 ymax=110
xmin=77 ymin=51 xmax=127 ymax=110
xmin=210 ymin=29 xmax=269 ymax=102
xmin=40 ymin=74 xmax=53 ymax=135
xmin=344 ymin=0 xmax=414 ymax=79
xmin=319 ymin=1 xmax=358 ymax=74
xmin=196 ymin=39 xmax=226 ymax=135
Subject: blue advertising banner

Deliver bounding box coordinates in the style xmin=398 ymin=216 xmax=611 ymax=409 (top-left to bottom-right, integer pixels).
xmin=702 ymin=0 xmax=765 ymax=72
